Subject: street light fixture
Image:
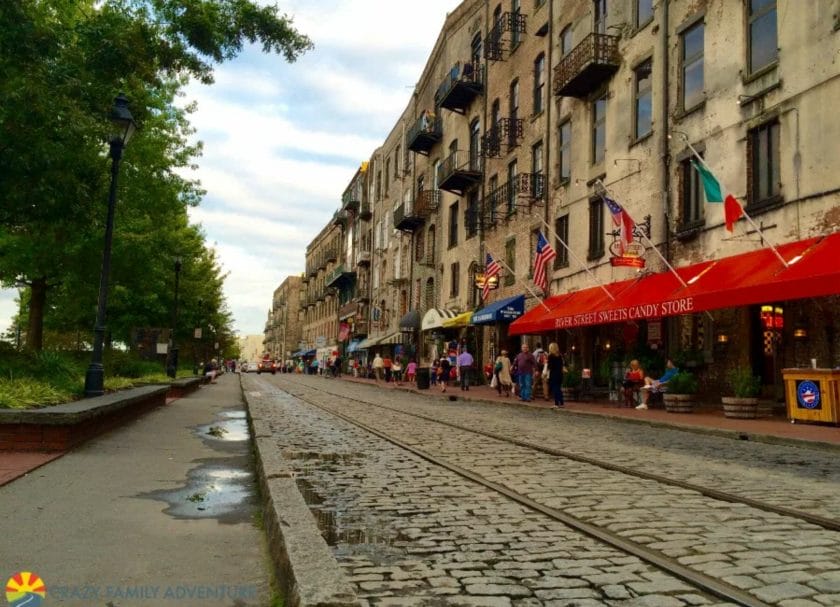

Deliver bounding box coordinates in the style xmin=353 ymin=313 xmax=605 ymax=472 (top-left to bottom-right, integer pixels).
xmin=166 ymin=257 xmax=182 ymax=378
xmin=84 ymin=93 xmax=138 ymax=397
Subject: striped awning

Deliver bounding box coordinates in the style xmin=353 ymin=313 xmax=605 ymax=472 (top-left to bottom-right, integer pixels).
xmin=377 ymin=331 xmax=404 ymax=346
xmin=421 ymin=308 xmax=460 ymax=331
xmin=356 ymin=336 xmax=380 ymax=350
xmin=441 ymin=311 xmax=473 ymax=328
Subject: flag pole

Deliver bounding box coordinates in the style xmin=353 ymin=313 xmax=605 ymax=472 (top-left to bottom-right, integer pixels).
xmin=594 ymin=180 xmax=689 ymax=288
xmin=672 ymin=132 xmax=788 ymax=268
xmin=539 ymin=218 xmax=616 ymax=301
xmin=486 ymin=249 xmax=551 ymax=311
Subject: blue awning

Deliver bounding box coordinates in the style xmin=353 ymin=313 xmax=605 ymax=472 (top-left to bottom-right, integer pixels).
xmin=471 ymin=295 xmax=525 ymax=325
xmin=293 ymin=348 xmax=316 ymax=357
xmin=346 ymin=339 xmax=362 ymax=353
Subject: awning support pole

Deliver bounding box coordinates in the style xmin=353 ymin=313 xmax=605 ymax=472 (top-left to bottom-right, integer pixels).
xmin=539 ymin=218 xmax=616 ymax=301
xmin=486 ymin=248 xmax=551 ymax=311
xmin=673 ymin=133 xmax=789 ymax=269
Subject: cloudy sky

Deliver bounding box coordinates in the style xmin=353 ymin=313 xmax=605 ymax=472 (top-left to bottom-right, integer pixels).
xmin=0 ymin=0 xmax=461 ymax=339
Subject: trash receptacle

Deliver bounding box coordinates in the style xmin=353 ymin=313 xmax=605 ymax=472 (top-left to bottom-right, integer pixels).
xmin=416 ymin=366 xmax=430 ymax=390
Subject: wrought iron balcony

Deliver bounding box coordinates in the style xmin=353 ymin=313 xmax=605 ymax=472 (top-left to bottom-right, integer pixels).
xmin=484 ymin=12 xmax=528 ymax=62
xmin=325 ymin=247 xmax=338 ymax=264
xmin=553 ymin=33 xmax=620 ymax=98
xmin=341 ymin=190 xmax=359 ymax=212
xmin=325 ymin=263 xmax=355 ymax=288
xmin=394 ymin=189 xmax=440 ymax=231
xmin=418 ymin=253 xmax=436 ymax=267
xmin=481 ymin=118 xmax=524 ymax=158
xmin=332 ymin=209 xmax=348 ymax=228
xmin=407 ymin=112 xmax=442 ymax=155
xmin=436 ymin=61 xmax=483 ymax=114
xmin=437 ymin=150 xmax=483 ymax=195
xmin=514 ymin=172 xmax=546 ymax=201
xmin=358 ymin=202 xmax=372 ymax=221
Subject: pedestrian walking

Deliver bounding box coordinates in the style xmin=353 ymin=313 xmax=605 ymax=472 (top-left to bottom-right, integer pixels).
xmin=392 ymin=358 xmax=403 ymax=385
xmin=406 ymin=359 xmax=417 ymax=383
xmin=547 ymin=342 xmax=566 ymax=407
xmin=372 ymin=353 xmax=384 ymax=381
xmin=494 ymin=350 xmax=513 ymax=397
xmin=457 ymin=348 xmax=474 ymax=391
xmin=437 ymin=357 xmax=451 ymax=393
xmin=514 ymin=343 xmax=537 ymax=402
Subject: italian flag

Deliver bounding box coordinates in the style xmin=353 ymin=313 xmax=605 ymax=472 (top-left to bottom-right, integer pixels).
xmin=693 ymin=161 xmax=744 ymax=232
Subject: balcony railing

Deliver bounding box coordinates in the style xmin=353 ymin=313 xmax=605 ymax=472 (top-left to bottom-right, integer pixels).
xmin=341 ymin=190 xmax=360 ymax=212
xmin=353 ymin=320 xmax=369 ymax=335
xmin=394 ymin=189 xmax=439 ymax=231
xmin=437 ymin=150 xmax=483 ymax=195
xmin=332 ymin=209 xmax=348 ymax=227
xmin=436 ymin=61 xmax=483 ymax=114
xmin=514 ymin=172 xmax=547 ymax=201
xmin=358 ymin=201 xmax=372 ymax=220
xmin=325 ymin=247 xmax=338 ymax=264
xmin=325 ymin=263 xmax=356 ymax=288
xmin=481 ymin=118 xmax=524 ymax=158
xmin=553 ymin=33 xmax=620 ymax=98
xmin=418 ymin=253 xmax=436 ymax=267
xmin=484 ymin=12 xmax=528 ymax=62
xmin=407 ymin=112 xmax=443 ymax=155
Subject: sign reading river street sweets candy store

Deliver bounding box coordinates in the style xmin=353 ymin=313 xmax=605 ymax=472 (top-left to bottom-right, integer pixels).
xmin=554 ymin=297 xmax=695 ymax=329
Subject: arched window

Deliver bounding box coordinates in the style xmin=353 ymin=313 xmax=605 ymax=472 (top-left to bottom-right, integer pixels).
xmin=425 ymin=278 xmax=436 ymax=311
xmin=427 ymin=225 xmax=436 ymax=260
xmin=400 ymin=290 xmax=408 ymax=316
xmin=415 ymin=229 xmax=425 ymax=261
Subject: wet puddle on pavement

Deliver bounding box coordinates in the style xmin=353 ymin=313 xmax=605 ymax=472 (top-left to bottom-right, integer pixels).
xmin=139 ymin=408 xmax=256 ymax=524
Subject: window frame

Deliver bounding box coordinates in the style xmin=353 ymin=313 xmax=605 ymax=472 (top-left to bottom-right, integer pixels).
xmin=504 ymin=238 xmax=516 ymax=286
xmin=553 ymin=215 xmax=570 ymax=269
xmin=635 ymin=0 xmax=654 ymax=30
xmin=680 ymin=19 xmax=705 ymax=113
xmin=592 ymin=93 xmax=607 ymax=165
xmin=560 ymin=25 xmax=573 ymax=56
xmin=450 ymin=262 xmax=460 ymax=297
xmin=633 ymin=58 xmax=653 ymax=141
xmin=748 ymin=120 xmax=781 ymax=210
xmin=448 ymin=201 xmax=459 ymax=248
xmin=747 ymin=0 xmax=778 ymax=76
xmin=533 ymin=53 xmax=546 ymax=114
xmin=558 ymin=119 xmax=571 ymax=184
xmin=679 ymin=157 xmax=705 ymax=232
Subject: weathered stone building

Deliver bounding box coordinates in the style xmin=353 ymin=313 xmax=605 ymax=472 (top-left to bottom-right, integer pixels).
xmin=263 ymin=275 xmax=301 ymax=362
xmin=285 ymin=0 xmax=839 ymax=400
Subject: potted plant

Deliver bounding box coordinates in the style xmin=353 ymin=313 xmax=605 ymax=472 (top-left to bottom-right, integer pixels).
xmin=562 ymin=368 xmax=582 ymax=401
xmin=663 ymin=371 xmax=698 ymax=413
xmin=722 ymin=366 xmax=761 ymax=418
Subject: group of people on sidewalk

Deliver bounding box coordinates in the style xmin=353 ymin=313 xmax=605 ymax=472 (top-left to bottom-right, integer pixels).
xmin=489 ymin=343 xmax=567 ymax=407
xmin=370 ymin=353 xmax=417 ymax=385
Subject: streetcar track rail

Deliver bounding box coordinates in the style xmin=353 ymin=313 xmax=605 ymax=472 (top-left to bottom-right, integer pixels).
xmin=282 ymin=378 xmax=840 ymax=533
xmin=279 ymin=379 xmax=773 ymax=607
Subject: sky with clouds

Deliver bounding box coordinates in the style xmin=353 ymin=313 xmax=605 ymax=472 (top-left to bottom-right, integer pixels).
xmin=0 ymin=0 xmax=462 ymax=340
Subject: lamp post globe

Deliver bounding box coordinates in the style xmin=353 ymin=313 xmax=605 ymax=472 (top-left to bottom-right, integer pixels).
xmin=83 ymin=93 xmax=137 ymax=397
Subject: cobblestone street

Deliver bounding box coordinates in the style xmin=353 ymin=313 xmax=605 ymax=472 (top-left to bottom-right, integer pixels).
xmin=244 ymin=374 xmax=840 ymax=606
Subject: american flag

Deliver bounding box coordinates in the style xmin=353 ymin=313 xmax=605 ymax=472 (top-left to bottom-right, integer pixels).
xmin=604 ymin=197 xmax=636 ymax=255
xmin=533 ymin=232 xmax=556 ymax=294
xmin=483 ymin=253 xmax=501 ymax=300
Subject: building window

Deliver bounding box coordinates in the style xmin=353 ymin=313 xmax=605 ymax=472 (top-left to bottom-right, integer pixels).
xmin=680 ymin=157 xmax=704 ymax=229
xmin=749 ymin=121 xmax=780 ymax=207
xmin=469 ymin=119 xmax=481 ymax=170
xmin=533 ymin=53 xmax=545 ymax=114
xmin=748 ymin=0 xmax=777 ymax=74
xmin=506 ymin=160 xmax=517 ymax=216
xmin=634 ymin=59 xmax=652 ymax=140
xmin=427 ymin=225 xmax=436 ymax=259
xmin=636 ymin=0 xmax=653 ymax=28
xmin=425 ymin=278 xmax=435 ymax=310
xmin=681 ymin=21 xmax=704 ymax=111
xmin=465 ymin=191 xmax=479 ymax=238
xmin=594 ymin=0 xmax=607 ymax=34
xmin=488 ymin=174 xmax=499 ymax=223
xmin=448 ymin=201 xmax=459 ymax=248
xmin=554 ymin=215 xmax=570 ymax=268
xmin=414 ymin=228 xmax=425 ymax=261
xmin=592 ymin=94 xmax=607 ymax=164
xmin=509 ymin=79 xmax=519 ymax=123
xmin=558 ymin=120 xmax=571 ymax=182
xmin=375 ymin=170 xmax=381 ymax=201
xmin=385 ymin=158 xmax=390 ymax=190
xmin=531 ymin=141 xmax=544 ymax=199
xmin=588 ymin=198 xmax=604 ymax=259
xmin=394 ymin=146 xmax=401 ymax=178
xmin=504 ymin=238 xmax=516 ymax=286
xmin=450 ymin=262 xmax=460 ymax=297
xmin=560 ymin=26 xmax=572 ymax=56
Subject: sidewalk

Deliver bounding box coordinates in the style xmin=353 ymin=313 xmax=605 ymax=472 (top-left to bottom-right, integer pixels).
xmin=336 ymin=374 xmax=840 ymax=451
xmin=0 ymin=373 xmax=271 ymax=606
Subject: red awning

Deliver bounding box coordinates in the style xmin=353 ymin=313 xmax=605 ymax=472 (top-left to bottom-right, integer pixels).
xmin=510 ymin=232 xmax=839 ymax=335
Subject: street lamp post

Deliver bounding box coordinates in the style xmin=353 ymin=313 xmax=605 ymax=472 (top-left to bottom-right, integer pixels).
xmin=166 ymin=258 xmax=182 ymax=378
xmin=84 ymin=93 xmax=137 ymax=397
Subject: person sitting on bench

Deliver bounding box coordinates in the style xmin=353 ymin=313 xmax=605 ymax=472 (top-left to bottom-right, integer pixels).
xmin=636 ymin=358 xmax=678 ymax=410
xmin=622 ymin=359 xmax=645 ymax=407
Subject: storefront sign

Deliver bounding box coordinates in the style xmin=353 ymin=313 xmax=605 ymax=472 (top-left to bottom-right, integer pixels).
xmin=553 ymin=297 xmax=695 ymax=328
xmin=609 ymin=241 xmax=646 ymax=268
xmin=610 ymin=255 xmax=646 ymax=268
xmin=338 ymin=322 xmax=350 ymax=342
xmin=796 ymin=379 xmax=822 ymax=409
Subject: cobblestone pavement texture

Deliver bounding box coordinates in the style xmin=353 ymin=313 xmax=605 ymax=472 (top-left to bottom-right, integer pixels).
xmin=244 ymin=375 xmax=737 ymax=606
xmin=250 ymin=374 xmax=840 ymax=607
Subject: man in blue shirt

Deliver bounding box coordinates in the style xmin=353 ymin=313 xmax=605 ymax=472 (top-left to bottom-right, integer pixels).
xmin=457 ymin=348 xmax=474 ymax=391
xmin=637 ymin=358 xmax=678 ymax=409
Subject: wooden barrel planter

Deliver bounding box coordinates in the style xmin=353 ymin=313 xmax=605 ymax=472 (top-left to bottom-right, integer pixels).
xmin=664 ymin=393 xmax=695 ymax=413
xmin=722 ymin=396 xmax=759 ymax=419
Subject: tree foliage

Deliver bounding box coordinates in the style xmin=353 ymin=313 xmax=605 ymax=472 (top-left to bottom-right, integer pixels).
xmin=0 ymin=0 xmax=311 ymax=353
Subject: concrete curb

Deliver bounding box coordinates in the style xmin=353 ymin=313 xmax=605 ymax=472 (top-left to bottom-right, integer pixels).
xmin=344 ymin=377 xmax=840 ymax=454
xmin=242 ymin=381 xmax=360 ymax=607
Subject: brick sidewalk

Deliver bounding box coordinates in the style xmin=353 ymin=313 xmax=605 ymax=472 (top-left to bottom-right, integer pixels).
xmin=335 ymin=373 xmax=840 ymax=450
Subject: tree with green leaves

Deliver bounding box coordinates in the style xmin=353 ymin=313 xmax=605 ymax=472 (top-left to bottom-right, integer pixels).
xmin=0 ymin=0 xmax=312 ymax=351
